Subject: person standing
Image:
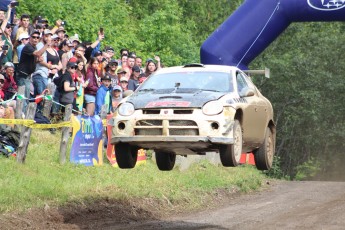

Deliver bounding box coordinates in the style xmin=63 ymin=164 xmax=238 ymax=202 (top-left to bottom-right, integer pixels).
xmin=16 ymin=30 xmax=51 ymax=109
xmin=128 ymin=65 xmax=140 ymax=91
xmin=95 ymin=75 xmax=112 ymax=115
xmin=59 ymin=61 xmax=79 ymax=110
xmin=84 ymin=57 xmax=100 ymax=116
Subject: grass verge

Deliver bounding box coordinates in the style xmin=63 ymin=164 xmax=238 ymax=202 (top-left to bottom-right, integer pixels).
xmin=0 ymin=129 xmax=267 ymax=213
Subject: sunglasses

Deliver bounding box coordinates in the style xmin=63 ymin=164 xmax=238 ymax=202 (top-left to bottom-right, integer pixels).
xmin=31 ymin=36 xmax=40 ymax=39
xmin=53 ymin=39 xmax=59 ymax=41
xmin=120 ymin=81 xmax=128 ymax=83
xmin=0 ymin=79 xmax=4 ymax=84
xmin=23 ymin=38 xmax=29 ymax=40
xmin=70 ymin=66 xmax=77 ymax=70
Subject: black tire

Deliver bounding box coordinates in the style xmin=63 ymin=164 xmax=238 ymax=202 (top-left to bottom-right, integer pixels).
xmin=115 ymin=143 xmax=138 ymax=169
xmin=219 ymin=120 xmax=242 ymax=167
xmin=254 ymin=127 xmax=275 ymax=170
xmin=155 ymin=152 xmax=176 ymax=171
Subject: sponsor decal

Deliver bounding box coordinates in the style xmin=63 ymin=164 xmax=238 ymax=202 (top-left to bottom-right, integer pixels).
xmin=308 ymin=0 xmax=345 ymax=11
xmin=145 ymin=101 xmax=191 ymax=108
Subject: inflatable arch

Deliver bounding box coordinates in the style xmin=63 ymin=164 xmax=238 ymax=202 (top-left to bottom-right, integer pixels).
xmin=200 ymin=0 xmax=345 ymax=69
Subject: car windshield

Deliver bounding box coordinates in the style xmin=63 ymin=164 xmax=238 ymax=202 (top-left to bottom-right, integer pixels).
xmin=138 ymin=71 xmax=233 ymax=92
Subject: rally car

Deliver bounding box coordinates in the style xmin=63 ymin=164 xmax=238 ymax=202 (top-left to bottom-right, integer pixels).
xmin=111 ymin=64 xmax=276 ymax=171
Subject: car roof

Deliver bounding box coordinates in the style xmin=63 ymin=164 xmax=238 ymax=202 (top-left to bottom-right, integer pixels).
xmin=155 ymin=64 xmax=240 ymax=74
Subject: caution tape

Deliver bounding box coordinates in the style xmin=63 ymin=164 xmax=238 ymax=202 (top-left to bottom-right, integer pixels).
xmin=0 ymin=119 xmax=36 ymax=126
xmin=27 ymin=121 xmax=72 ymax=129
xmin=0 ymin=118 xmax=109 ymax=128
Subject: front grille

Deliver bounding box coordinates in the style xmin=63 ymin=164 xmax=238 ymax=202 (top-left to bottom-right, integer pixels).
xmin=174 ymin=110 xmax=193 ymax=114
xmin=134 ymin=119 xmax=199 ymax=136
xmin=170 ymin=129 xmax=199 ymax=136
xmin=135 ymin=129 xmax=162 ymax=136
xmin=136 ymin=120 xmax=162 ymax=126
xmin=142 ymin=109 xmax=160 ymax=114
xmin=169 ymin=120 xmax=197 ymax=126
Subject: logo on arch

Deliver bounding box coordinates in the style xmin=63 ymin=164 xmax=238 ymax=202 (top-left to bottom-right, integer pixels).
xmin=308 ymin=0 xmax=345 ymax=11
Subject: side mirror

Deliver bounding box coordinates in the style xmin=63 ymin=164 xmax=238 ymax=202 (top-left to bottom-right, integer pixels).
xmin=239 ymin=87 xmax=255 ymax=97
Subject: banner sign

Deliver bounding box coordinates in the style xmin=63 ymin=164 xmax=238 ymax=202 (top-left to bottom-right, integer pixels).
xmin=70 ymin=115 xmax=103 ymax=166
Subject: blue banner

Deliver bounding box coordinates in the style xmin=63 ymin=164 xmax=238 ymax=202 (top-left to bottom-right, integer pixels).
xmin=70 ymin=115 xmax=103 ymax=166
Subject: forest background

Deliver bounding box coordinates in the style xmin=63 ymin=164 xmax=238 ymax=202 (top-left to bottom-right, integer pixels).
xmin=17 ymin=0 xmax=345 ymax=179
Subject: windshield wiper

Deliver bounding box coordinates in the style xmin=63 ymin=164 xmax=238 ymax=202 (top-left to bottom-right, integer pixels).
xmin=138 ymin=88 xmax=155 ymax=92
xmin=200 ymin=89 xmax=221 ymax=92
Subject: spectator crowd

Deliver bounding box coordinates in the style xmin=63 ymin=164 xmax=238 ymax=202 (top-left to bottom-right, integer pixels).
xmin=0 ymin=4 xmax=162 ymax=119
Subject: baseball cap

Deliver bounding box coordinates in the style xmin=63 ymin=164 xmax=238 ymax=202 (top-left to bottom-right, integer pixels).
xmin=146 ymin=58 xmax=154 ymax=63
xmin=51 ymin=34 xmax=59 ymax=40
xmin=132 ymin=65 xmax=141 ymax=72
xmin=105 ymin=46 xmax=114 ymax=52
xmin=120 ymin=77 xmax=128 ymax=82
xmin=109 ymin=59 xmax=118 ymax=65
xmin=30 ymin=30 xmax=41 ymax=36
xmin=113 ymin=85 xmax=122 ymax=92
xmin=0 ymin=74 xmax=5 ymax=80
xmin=70 ymin=36 xmax=81 ymax=43
xmin=101 ymin=75 xmax=111 ymax=81
xmin=43 ymin=29 xmax=53 ymax=36
xmin=67 ymin=62 xmax=77 ymax=68
xmin=18 ymin=33 xmax=30 ymax=41
xmin=56 ymin=26 xmax=66 ymax=33
xmin=117 ymin=68 xmax=126 ymax=74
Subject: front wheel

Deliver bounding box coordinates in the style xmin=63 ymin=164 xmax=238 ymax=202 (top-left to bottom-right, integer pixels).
xmin=254 ymin=127 xmax=275 ymax=170
xmin=115 ymin=143 xmax=138 ymax=169
xmin=219 ymin=120 xmax=242 ymax=167
xmin=155 ymin=151 xmax=176 ymax=171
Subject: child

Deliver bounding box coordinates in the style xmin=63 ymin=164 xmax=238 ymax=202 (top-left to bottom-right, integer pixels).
xmin=95 ymin=75 xmax=112 ymax=115
xmin=111 ymin=85 xmax=122 ymax=112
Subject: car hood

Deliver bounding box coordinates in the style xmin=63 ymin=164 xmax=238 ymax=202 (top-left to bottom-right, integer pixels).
xmin=127 ymin=90 xmax=227 ymax=109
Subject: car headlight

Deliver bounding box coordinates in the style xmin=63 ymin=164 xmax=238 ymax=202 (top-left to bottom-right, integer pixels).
xmin=118 ymin=102 xmax=135 ymax=116
xmin=202 ymin=101 xmax=223 ymax=115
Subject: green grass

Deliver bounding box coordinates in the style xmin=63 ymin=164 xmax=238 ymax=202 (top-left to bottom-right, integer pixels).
xmin=0 ymin=129 xmax=266 ymax=213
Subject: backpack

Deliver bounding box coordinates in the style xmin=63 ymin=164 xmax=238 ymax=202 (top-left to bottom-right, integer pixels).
xmin=53 ymin=74 xmax=64 ymax=92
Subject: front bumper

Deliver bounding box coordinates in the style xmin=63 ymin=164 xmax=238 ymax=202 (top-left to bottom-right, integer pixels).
xmin=111 ymin=107 xmax=236 ymax=147
xmin=111 ymin=136 xmax=234 ymax=145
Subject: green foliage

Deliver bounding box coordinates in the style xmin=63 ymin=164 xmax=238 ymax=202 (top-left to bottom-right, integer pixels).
xmin=251 ymin=22 xmax=345 ymax=179
xmin=264 ymin=155 xmax=287 ymax=179
xmin=295 ymin=157 xmax=321 ymax=181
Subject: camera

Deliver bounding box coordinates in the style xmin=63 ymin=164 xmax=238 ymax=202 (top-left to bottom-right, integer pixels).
xmin=10 ymin=1 xmax=19 ymax=7
xmin=2 ymin=45 xmax=9 ymax=51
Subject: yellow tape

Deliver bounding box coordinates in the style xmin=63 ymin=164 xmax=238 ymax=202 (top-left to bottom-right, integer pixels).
xmin=0 ymin=118 xmax=108 ymax=128
xmin=27 ymin=121 xmax=72 ymax=129
xmin=0 ymin=119 xmax=36 ymax=126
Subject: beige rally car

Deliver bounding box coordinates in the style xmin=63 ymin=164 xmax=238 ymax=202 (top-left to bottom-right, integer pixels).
xmin=111 ymin=64 xmax=276 ymax=171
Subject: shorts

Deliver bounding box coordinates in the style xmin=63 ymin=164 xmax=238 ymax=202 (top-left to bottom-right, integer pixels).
xmin=84 ymin=94 xmax=96 ymax=103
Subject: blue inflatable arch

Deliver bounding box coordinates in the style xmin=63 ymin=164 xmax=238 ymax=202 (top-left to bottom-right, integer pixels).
xmin=200 ymin=0 xmax=345 ymax=69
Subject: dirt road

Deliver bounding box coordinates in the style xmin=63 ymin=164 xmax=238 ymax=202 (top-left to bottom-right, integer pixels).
xmin=107 ymin=181 xmax=345 ymax=230
xmin=1 ymin=181 xmax=345 ymax=229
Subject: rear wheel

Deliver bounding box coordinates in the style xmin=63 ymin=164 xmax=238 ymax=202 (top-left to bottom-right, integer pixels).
xmin=219 ymin=120 xmax=242 ymax=167
xmin=115 ymin=143 xmax=138 ymax=169
xmin=254 ymin=127 xmax=275 ymax=170
xmin=155 ymin=151 xmax=176 ymax=171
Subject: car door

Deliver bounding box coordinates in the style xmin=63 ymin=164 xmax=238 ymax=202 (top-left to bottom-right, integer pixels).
xmin=235 ymin=71 xmax=263 ymax=146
